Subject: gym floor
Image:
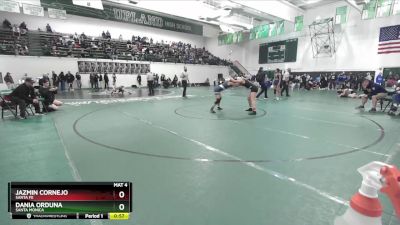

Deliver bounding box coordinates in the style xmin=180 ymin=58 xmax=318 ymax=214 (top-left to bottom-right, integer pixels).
xmin=1 ymin=87 xmax=399 ymax=225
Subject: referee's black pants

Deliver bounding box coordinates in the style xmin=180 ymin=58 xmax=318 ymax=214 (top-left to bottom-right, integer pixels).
xmin=182 ymin=80 xmax=188 ymax=97
xmin=281 ymin=81 xmax=289 ymax=96
xmin=148 ymin=80 xmax=154 ymax=96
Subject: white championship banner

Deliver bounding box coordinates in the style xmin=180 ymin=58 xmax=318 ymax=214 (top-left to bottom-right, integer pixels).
xmin=0 ymin=0 xmax=20 ymax=13
xmin=48 ymin=8 xmax=67 ymax=20
xmin=22 ymin=3 xmax=44 ymax=16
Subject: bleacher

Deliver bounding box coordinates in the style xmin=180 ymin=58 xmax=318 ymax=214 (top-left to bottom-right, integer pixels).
xmin=0 ymin=29 xmax=15 ymax=55
xmin=0 ymin=29 xmax=29 ymax=55
xmin=37 ymin=31 xmax=63 ymax=56
xmin=0 ymin=27 xmax=231 ymax=66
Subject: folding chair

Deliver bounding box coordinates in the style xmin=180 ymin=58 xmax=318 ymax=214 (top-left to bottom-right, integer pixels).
xmin=380 ymin=96 xmax=393 ymax=112
xmin=0 ymin=95 xmax=18 ymax=119
xmin=380 ymin=90 xmax=396 ymax=112
xmin=38 ymin=97 xmax=48 ymax=113
xmin=1 ymin=89 xmax=35 ymax=119
xmin=25 ymin=104 xmax=35 ymax=116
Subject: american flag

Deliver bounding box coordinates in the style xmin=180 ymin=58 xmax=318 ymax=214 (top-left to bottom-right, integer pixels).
xmin=378 ymin=25 xmax=400 ymax=54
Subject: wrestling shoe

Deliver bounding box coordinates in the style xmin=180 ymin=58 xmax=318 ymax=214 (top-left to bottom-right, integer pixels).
xmin=355 ymin=105 xmax=364 ymax=109
xmin=245 ymin=108 xmax=252 ymax=111
xmin=368 ymin=108 xmax=377 ymax=112
xmin=210 ymin=108 xmax=216 ymax=113
xmin=248 ymin=111 xmax=257 ymax=115
xmin=389 ymin=106 xmax=398 ymax=112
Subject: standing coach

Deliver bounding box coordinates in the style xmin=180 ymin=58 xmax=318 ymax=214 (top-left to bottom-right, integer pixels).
xmin=147 ymin=69 xmax=154 ymax=96
xmin=180 ymin=66 xmax=189 ymax=97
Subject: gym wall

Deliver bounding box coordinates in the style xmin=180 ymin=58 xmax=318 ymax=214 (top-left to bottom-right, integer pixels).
xmin=207 ymin=1 xmax=400 ymax=74
xmin=0 ymin=9 xmax=226 ymax=88
xmin=0 ymin=55 xmax=228 ymax=89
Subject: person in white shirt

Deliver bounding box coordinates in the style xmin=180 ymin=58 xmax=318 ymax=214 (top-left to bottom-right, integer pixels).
xmin=281 ymin=69 xmax=291 ymax=97
xmin=147 ymin=69 xmax=155 ymax=96
xmin=294 ymin=75 xmax=301 ymax=90
xmin=365 ymin=72 xmax=372 ymax=81
xmin=180 ymin=67 xmax=189 ymax=97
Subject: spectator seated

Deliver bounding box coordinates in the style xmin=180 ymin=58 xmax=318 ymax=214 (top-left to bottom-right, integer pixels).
xmin=388 ymin=87 xmax=400 ymax=116
xmin=0 ymin=20 xmax=231 ymax=66
xmin=2 ymin=19 xmax=12 ymax=30
xmin=380 ymin=86 xmax=398 ymax=112
xmin=39 ymin=79 xmax=63 ymax=112
xmin=0 ymin=28 xmax=29 ymax=55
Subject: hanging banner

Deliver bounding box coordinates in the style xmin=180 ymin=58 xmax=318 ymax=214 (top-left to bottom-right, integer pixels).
xmin=232 ymin=32 xmax=239 ymax=44
xmin=218 ymin=35 xmax=224 ymax=46
xmin=40 ymin=0 xmax=203 ymax=35
xmin=276 ymin=21 xmax=285 ymax=35
xmin=362 ymin=0 xmax=377 ymax=20
xmin=335 ymin=6 xmax=348 ymax=24
xmin=269 ymin=23 xmax=277 ymax=37
xmin=294 ymin=16 xmax=303 ymax=32
xmin=376 ymin=0 xmax=393 ymax=17
xmin=250 ymin=24 xmax=269 ymax=40
xmin=259 ymin=24 xmax=270 ymax=39
xmin=218 ymin=31 xmax=249 ymax=45
xmin=225 ymin=33 xmax=233 ymax=45
xmin=48 ymin=7 xmax=67 ymax=19
xmin=239 ymin=31 xmax=249 ymax=43
xmin=0 ymin=0 xmax=20 ymax=13
xmin=218 ymin=34 xmax=227 ymax=45
xmin=394 ymin=0 xmax=400 ymax=15
xmin=249 ymin=21 xmax=284 ymax=41
xmin=249 ymin=26 xmax=259 ymax=40
xmin=22 ymin=3 xmax=44 ymax=16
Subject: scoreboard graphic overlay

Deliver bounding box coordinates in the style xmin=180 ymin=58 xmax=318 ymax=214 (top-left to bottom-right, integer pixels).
xmin=259 ymin=38 xmax=298 ymax=64
xmin=8 ymin=182 xmax=132 ymax=220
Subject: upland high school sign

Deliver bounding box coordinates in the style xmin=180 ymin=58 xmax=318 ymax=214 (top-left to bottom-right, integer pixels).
xmin=112 ymin=8 xmax=194 ymax=33
xmin=40 ymin=0 xmax=203 ymax=35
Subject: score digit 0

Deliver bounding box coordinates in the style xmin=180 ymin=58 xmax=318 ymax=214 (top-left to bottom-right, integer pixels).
xmin=119 ymin=191 xmax=125 ymax=199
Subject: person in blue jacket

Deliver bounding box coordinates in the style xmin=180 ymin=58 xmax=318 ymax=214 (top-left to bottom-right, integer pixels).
xmin=356 ymin=80 xmax=387 ymax=112
xmin=375 ymin=72 xmax=384 ymax=86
